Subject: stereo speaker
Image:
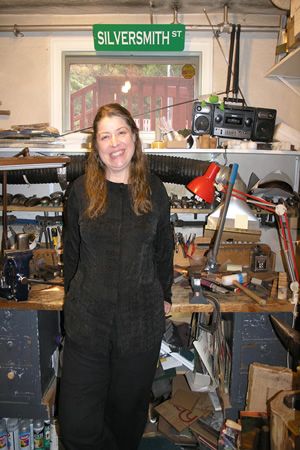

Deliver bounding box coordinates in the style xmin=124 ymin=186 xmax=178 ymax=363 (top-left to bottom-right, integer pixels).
xmin=252 ymin=108 xmax=277 ymax=142
xmin=192 ymin=102 xmax=214 ymax=135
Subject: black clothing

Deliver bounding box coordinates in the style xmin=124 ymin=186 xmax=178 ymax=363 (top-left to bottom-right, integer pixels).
xmin=63 ymin=173 xmax=174 ymax=355
xmin=59 ymin=336 xmax=161 ymax=450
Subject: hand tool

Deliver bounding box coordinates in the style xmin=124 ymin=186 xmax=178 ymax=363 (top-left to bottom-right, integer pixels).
xmin=232 ymin=281 xmax=267 ymax=306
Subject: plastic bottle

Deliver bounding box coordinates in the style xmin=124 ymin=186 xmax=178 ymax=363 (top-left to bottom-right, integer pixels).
xmin=49 ymin=419 xmax=59 ymax=450
xmin=19 ymin=419 xmax=31 ymax=450
xmin=33 ymin=420 xmax=44 ymax=449
xmin=0 ymin=418 xmax=8 ymax=450
xmin=221 ymin=272 xmax=247 ymax=286
xmin=6 ymin=418 xmax=18 ymax=450
xmin=43 ymin=420 xmax=50 ymax=449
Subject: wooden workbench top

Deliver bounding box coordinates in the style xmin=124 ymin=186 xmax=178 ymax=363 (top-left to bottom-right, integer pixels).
xmin=171 ymin=283 xmax=294 ymax=314
xmin=0 ymin=281 xmax=294 ymax=314
xmin=0 ymin=284 xmax=64 ymax=311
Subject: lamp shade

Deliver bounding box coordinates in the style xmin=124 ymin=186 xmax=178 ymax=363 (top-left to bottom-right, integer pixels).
xmin=186 ymin=162 xmax=220 ymax=203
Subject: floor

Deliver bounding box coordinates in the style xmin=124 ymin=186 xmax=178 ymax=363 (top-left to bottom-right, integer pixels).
xmin=139 ymin=436 xmax=179 ymax=449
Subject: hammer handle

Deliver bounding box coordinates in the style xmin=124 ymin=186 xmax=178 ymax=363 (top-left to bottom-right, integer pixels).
xmin=233 ymin=281 xmax=267 ymax=306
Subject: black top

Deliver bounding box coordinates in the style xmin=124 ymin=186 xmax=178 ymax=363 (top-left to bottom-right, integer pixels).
xmin=63 ymin=173 xmax=174 ymax=354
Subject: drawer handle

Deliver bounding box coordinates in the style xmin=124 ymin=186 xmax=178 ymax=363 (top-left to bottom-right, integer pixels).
xmin=7 ymin=370 xmax=16 ymax=380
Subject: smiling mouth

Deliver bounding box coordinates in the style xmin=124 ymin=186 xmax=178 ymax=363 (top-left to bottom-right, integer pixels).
xmin=110 ymin=149 xmax=125 ymax=158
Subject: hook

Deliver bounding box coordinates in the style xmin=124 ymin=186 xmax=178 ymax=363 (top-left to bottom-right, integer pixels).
xmin=171 ymin=5 xmax=180 ymax=24
xmin=13 ymin=24 xmax=24 ymax=38
xmin=216 ymin=3 xmax=233 ymax=35
xmin=149 ymin=1 xmax=154 ymax=24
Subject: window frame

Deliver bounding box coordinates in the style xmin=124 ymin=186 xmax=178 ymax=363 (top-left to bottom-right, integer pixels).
xmin=50 ymin=33 xmax=213 ymax=138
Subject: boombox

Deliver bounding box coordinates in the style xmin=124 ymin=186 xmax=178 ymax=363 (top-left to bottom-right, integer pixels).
xmin=191 ymin=102 xmax=277 ymax=142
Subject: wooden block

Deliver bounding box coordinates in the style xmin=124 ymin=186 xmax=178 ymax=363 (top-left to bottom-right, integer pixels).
xmin=270 ymin=277 xmax=278 ymax=299
xmin=165 ymin=140 xmax=187 ymax=149
xmin=246 ymin=363 xmax=300 ymax=412
xmin=278 ymin=272 xmax=288 ymax=300
xmin=270 ymin=390 xmax=300 ymax=450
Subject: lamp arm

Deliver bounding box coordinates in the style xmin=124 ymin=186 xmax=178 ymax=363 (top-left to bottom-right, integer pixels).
xmin=229 ymin=187 xmax=299 ymax=284
xmin=206 ymin=163 xmax=239 ymax=272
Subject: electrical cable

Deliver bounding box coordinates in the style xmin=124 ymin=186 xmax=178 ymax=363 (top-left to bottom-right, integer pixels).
xmin=203 ymin=9 xmax=247 ymax=105
xmin=233 ymin=24 xmax=241 ymax=99
xmin=59 ymin=90 xmax=228 ymax=137
xmin=226 ymin=24 xmax=236 ymax=98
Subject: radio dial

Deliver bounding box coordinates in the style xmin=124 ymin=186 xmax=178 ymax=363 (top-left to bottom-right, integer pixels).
xmin=245 ymin=117 xmax=253 ymax=127
xmin=215 ymin=114 xmax=223 ymax=124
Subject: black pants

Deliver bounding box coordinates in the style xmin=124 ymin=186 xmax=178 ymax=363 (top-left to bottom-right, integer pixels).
xmin=58 ymin=336 xmax=160 ymax=450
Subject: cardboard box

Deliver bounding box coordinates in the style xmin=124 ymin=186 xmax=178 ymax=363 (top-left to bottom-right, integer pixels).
xmin=287 ymin=16 xmax=300 ymax=49
xmin=294 ymin=8 xmax=300 ymax=39
xmin=291 ymin=0 xmax=300 ymax=18
xmin=246 ymin=362 xmax=300 ymax=412
xmin=155 ymin=374 xmax=213 ymax=432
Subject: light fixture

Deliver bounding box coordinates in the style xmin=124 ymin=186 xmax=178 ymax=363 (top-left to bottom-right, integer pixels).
xmin=187 ymin=162 xmax=239 ymax=273
xmin=186 ymin=162 xmax=220 ymax=203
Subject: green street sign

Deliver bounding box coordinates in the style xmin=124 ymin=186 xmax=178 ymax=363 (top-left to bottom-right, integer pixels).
xmin=93 ymin=24 xmax=185 ymax=52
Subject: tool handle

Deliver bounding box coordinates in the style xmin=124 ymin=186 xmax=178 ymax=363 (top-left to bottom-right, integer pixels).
xmin=233 ymin=281 xmax=267 ymax=306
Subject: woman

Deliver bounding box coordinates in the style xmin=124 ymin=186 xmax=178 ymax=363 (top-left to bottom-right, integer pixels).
xmin=59 ymin=103 xmax=174 ymax=450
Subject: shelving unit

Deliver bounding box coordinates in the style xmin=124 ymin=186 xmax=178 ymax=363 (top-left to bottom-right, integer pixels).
xmin=265 ymin=46 xmax=300 ymax=96
xmin=146 ymin=148 xmax=300 ymax=192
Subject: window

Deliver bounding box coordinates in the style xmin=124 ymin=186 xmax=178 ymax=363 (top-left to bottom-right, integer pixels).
xmin=50 ymin=35 xmax=213 ymax=136
xmin=63 ymin=55 xmax=200 ymax=134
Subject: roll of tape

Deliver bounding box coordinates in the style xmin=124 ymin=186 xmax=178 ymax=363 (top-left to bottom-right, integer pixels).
xmin=151 ymin=141 xmax=166 ymax=149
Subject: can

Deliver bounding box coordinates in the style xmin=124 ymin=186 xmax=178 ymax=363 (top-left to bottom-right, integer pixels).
xmin=0 ymin=418 xmax=8 ymax=450
xmin=6 ymin=419 xmax=18 ymax=450
xmin=19 ymin=419 xmax=31 ymax=450
xmin=33 ymin=420 xmax=44 ymax=449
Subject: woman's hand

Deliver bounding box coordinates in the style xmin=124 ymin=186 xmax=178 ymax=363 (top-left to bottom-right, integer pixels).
xmin=164 ymin=301 xmax=172 ymax=315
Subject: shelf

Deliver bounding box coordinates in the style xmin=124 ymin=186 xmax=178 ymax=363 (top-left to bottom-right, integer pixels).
xmin=171 ymin=208 xmax=212 ymax=214
xmin=266 ymin=46 xmax=300 ymax=96
xmin=0 ymin=205 xmax=63 ymax=212
xmin=145 ymin=148 xmax=300 ymax=156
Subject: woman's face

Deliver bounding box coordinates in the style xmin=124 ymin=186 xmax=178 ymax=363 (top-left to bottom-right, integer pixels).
xmin=96 ymin=115 xmax=135 ymax=183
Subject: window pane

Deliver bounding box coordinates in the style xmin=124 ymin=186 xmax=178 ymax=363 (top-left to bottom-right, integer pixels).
xmin=65 ymin=57 xmax=199 ymax=133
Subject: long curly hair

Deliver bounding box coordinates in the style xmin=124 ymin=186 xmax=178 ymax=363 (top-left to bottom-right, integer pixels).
xmin=85 ymin=103 xmax=152 ymax=218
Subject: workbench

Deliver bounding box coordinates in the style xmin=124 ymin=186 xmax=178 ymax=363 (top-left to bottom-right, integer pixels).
xmin=0 ymin=282 xmax=294 ymax=313
xmin=0 ymin=282 xmax=295 ymax=420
